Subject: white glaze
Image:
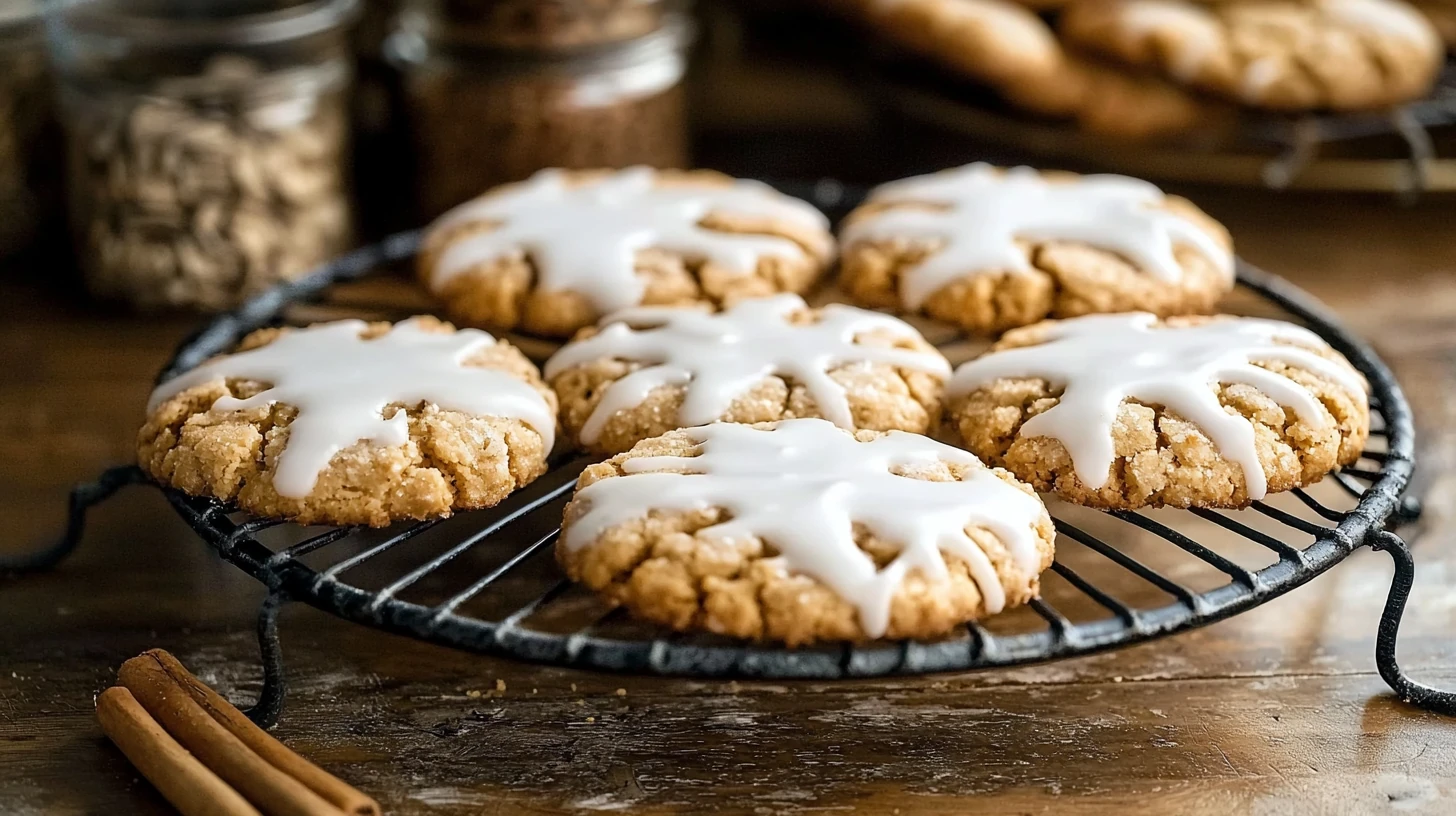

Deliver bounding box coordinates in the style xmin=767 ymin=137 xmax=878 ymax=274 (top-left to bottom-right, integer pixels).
xmin=543 ymin=294 xmax=951 ymax=445
xmin=564 ymin=419 xmax=1048 ymax=638
xmin=949 ymin=313 xmax=1368 ymax=499
xmin=147 ymin=318 xmax=556 ymax=499
xmin=426 ymin=167 xmax=832 ymax=316
xmin=841 ymin=164 xmax=1232 ymax=310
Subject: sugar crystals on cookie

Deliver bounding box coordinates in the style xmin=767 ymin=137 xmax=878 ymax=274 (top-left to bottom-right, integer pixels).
xmin=949 ymin=312 xmax=1370 ymax=509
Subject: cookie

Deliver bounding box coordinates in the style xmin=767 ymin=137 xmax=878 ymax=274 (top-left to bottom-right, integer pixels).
xmin=1060 ymin=0 xmax=1444 ymax=111
xmin=862 ymin=0 xmax=1066 ymax=90
xmin=558 ymin=419 xmax=1056 ymax=645
xmin=418 ymin=167 xmax=835 ymax=339
xmin=138 ymin=316 xmax=558 ymax=527
xmin=949 ymin=313 xmax=1371 ymax=509
xmin=828 ymin=0 xmax=1223 ymax=138
xmin=544 ymin=294 xmax=951 ymax=456
xmin=838 ymin=164 xmax=1235 ymax=336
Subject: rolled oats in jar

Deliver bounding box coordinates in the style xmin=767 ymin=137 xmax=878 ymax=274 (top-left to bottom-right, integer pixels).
xmin=389 ymin=0 xmax=691 ymax=218
xmin=49 ymin=0 xmax=361 ymax=311
xmin=0 ymin=0 xmax=55 ymax=258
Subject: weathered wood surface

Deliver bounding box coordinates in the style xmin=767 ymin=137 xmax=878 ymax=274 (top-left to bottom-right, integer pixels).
xmin=3 ymin=188 xmax=1455 ymax=815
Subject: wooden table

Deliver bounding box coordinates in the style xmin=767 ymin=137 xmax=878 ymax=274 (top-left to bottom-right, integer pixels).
xmin=3 ymin=189 xmax=1455 ymax=815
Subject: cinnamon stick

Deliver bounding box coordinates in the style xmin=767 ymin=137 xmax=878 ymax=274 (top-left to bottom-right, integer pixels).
xmin=119 ymin=655 xmax=345 ymax=816
xmin=143 ymin=649 xmax=381 ymax=816
xmin=96 ymin=686 xmax=262 ymax=816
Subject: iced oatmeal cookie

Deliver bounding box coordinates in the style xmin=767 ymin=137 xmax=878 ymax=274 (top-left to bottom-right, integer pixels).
xmin=544 ymin=294 xmax=951 ymax=455
xmin=417 ymin=167 xmax=835 ymax=339
xmin=558 ymin=419 xmax=1056 ymax=645
xmin=1060 ymin=0 xmax=1444 ymax=110
xmin=839 ymin=164 xmax=1234 ymax=335
xmin=949 ymin=313 xmax=1370 ymax=509
xmin=138 ymin=316 xmax=558 ymax=527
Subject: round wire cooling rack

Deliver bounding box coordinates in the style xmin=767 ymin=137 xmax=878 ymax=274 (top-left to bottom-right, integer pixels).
xmin=11 ymin=183 xmax=1455 ymax=727
xmin=865 ymin=55 xmax=1456 ymax=197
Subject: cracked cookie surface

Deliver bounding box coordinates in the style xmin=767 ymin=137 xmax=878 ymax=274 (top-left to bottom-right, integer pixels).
xmin=1060 ymin=0 xmax=1444 ymax=111
xmin=839 ymin=164 xmax=1234 ymax=336
xmin=558 ymin=421 xmax=1056 ymax=645
xmin=138 ymin=317 xmax=557 ymax=527
xmin=949 ymin=314 xmax=1370 ymax=509
xmin=417 ymin=167 xmax=834 ymax=339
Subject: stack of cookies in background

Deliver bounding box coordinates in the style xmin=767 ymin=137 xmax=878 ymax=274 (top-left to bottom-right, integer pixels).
xmin=824 ymin=0 xmax=1451 ymax=139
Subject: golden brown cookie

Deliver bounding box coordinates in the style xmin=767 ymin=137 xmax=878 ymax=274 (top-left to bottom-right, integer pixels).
xmin=558 ymin=420 xmax=1056 ymax=645
xmin=1060 ymin=0 xmax=1444 ymax=111
xmin=826 ymin=0 xmax=1225 ymax=138
xmin=138 ymin=316 xmax=558 ymax=527
xmin=865 ymin=0 xmax=1066 ymax=89
xmin=417 ymin=167 xmax=835 ymax=339
xmin=544 ymin=294 xmax=951 ymax=456
xmin=839 ymin=164 xmax=1235 ymax=336
xmin=949 ymin=313 xmax=1370 ymax=509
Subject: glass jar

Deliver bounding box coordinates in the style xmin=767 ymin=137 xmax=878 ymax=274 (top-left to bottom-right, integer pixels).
xmin=0 ymin=1 xmax=55 ymax=259
xmin=48 ymin=0 xmax=361 ymax=312
xmin=389 ymin=0 xmax=691 ymax=218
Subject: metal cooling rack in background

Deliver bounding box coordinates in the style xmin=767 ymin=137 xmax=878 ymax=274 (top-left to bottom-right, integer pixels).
xmin=10 ymin=184 xmax=1454 ymax=729
xmin=869 ymin=58 xmax=1456 ymax=196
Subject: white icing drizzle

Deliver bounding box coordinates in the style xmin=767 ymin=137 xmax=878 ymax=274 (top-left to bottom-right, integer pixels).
xmin=147 ymin=318 xmax=557 ymax=499
xmin=425 ymin=167 xmax=833 ymax=316
xmin=948 ymin=313 xmax=1368 ymax=499
xmin=543 ymin=294 xmax=951 ymax=445
xmin=840 ymin=164 xmax=1233 ymax=311
xmin=564 ymin=419 xmax=1048 ymax=638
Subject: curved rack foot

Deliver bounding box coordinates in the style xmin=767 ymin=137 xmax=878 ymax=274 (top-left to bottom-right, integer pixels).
xmin=1 ymin=465 xmax=149 ymax=573
xmin=1371 ymin=531 xmax=1456 ymax=715
xmin=243 ymin=590 xmax=291 ymax=730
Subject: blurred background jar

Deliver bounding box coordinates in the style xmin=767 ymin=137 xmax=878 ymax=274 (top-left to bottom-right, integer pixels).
xmin=0 ymin=0 xmax=57 ymax=260
xmin=48 ymin=0 xmax=360 ymax=312
xmin=388 ymin=0 xmax=692 ymax=219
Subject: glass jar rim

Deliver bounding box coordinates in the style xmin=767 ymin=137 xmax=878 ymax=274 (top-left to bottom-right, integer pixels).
xmin=50 ymin=0 xmax=361 ymax=48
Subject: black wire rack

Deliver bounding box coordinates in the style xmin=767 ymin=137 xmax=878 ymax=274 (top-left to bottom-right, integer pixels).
xmin=11 ymin=183 xmax=1455 ymax=729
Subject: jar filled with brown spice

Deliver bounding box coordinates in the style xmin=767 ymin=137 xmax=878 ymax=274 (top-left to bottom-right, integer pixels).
xmin=49 ymin=0 xmax=361 ymax=311
xmin=389 ymin=0 xmax=692 ymax=218
xmin=0 ymin=0 xmax=56 ymax=259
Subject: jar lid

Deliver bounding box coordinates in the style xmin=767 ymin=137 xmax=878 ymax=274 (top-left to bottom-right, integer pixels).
xmin=50 ymin=0 xmax=362 ymax=48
